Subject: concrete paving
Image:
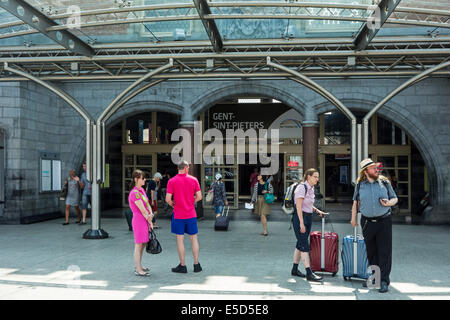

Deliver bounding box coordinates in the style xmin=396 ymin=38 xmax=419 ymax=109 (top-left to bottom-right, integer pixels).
xmin=0 ymin=214 xmax=449 ymax=300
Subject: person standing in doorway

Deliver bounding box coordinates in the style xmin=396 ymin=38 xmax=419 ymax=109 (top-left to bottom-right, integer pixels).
xmin=128 ymin=170 xmax=153 ymax=276
xmin=251 ymin=174 xmax=273 ymax=236
xmin=63 ymin=170 xmax=83 ymax=225
xmin=80 ymin=163 xmax=91 ymax=225
xmin=291 ymin=168 xmax=325 ymax=282
xmin=351 ymin=159 xmax=398 ymax=293
xmin=165 ymin=160 xmax=203 ymax=273
xmin=147 ymin=172 xmax=162 ymax=229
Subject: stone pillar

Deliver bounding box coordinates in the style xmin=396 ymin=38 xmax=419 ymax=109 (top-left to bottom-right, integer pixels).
xmin=302 ymin=120 xmax=319 ymax=172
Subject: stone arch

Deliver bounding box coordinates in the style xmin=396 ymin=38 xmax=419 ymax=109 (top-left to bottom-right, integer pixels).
xmin=106 ymin=100 xmax=184 ymax=130
xmin=313 ymin=95 xmax=446 ymax=207
xmin=189 ymin=81 xmax=308 ymax=119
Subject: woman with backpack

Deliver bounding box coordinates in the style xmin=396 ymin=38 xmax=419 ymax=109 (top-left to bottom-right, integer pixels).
xmin=212 ymin=173 xmax=228 ymax=218
xmin=291 ymin=168 xmax=325 ymax=282
xmin=251 ymin=174 xmax=274 ymax=236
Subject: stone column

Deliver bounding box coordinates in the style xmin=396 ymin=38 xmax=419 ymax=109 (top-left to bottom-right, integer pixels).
xmin=302 ymin=120 xmax=319 ymax=172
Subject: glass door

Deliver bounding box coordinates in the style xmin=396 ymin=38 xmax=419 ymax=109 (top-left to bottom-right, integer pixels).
xmin=375 ymin=155 xmax=411 ymax=214
xmin=284 ymin=154 xmax=303 ymax=194
xmin=123 ymin=154 xmax=153 ymax=207
xmin=202 ymin=155 xmax=239 ymax=209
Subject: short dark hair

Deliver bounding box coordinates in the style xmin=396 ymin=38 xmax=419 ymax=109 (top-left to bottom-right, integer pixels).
xmin=178 ymin=160 xmax=190 ymax=170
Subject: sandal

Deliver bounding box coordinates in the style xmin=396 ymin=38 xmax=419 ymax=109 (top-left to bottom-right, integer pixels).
xmin=134 ymin=270 xmax=149 ymax=277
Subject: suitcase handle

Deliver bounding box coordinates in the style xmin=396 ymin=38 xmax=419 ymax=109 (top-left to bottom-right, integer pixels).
xmin=221 ymin=206 xmax=229 ymax=217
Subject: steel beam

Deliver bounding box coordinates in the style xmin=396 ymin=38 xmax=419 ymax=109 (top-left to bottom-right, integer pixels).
xmin=354 ymin=0 xmax=402 ymax=51
xmin=0 ymin=0 xmax=94 ymax=56
xmin=361 ymin=60 xmax=450 ymax=159
xmin=193 ymin=0 xmax=223 ymax=53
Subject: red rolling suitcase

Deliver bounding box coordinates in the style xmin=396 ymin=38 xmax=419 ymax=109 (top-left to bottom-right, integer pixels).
xmin=309 ymin=213 xmax=339 ymax=276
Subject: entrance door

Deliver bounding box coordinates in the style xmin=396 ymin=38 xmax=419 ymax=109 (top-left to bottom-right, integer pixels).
xmin=284 ymin=154 xmax=303 ymax=193
xmin=0 ymin=130 xmax=4 ymax=217
xmin=202 ymin=156 xmax=239 ymax=209
xmin=123 ymin=154 xmax=154 ymax=207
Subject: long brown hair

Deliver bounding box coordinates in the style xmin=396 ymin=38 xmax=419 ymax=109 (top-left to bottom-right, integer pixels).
xmin=357 ymin=169 xmax=388 ymax=185
xmin=302 ymin=168 xmax=318 ymax=183
xmin=129 ymin=169 xmax=145 ymax=190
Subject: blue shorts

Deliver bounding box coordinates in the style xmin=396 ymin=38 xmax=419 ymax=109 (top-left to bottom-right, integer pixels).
xmin=171 ymin=216 xmax=198 ymax=235
xmin=292 ymin=212 xmax=313 ymax=252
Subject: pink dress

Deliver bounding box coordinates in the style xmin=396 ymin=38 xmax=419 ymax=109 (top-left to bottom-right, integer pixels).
xmin=128 ymin=186 xmax=151 ymax=244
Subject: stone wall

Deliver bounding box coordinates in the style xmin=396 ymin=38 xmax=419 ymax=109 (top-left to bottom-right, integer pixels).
xmin=0 ymin=76 xmax=449 ymax=223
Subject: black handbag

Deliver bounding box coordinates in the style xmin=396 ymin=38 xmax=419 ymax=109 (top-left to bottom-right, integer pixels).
xmin=146 ymin=229 xmax=162 ymax=254
xmin=59 ymin=182 xmax=68 ymax=200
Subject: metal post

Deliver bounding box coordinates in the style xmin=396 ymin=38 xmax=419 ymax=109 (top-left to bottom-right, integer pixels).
xmin=83 ymin=123 xmax=108 ymax=239
xmin=357 ymin=123 xmax=362 ymax=174
xmin=351 ymin=120 xmax=357 ymax=185
xmin=321 ymin=217 xmax=325 ymax=270
xmin=363 ymin=119 xmax=369 ymax=159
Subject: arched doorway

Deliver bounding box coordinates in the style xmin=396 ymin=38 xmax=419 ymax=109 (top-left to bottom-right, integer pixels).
xmin=102 ymin=107 xmax=182 ymax=209
xmin=198 ymin=96 xmax=305 ymax=209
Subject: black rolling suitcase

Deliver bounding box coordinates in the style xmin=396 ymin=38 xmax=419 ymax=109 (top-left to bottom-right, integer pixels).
xmin=214 ymin=206 xmax=230 ymax=231
xmin=125 ymin=208 xmax=133 ymax=231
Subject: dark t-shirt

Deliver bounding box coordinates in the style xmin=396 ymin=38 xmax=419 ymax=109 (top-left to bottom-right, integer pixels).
xmin=146 ymin=180 xmax=157 ymax=199
xmin=257 ymin=182 xmax=265 ymax=196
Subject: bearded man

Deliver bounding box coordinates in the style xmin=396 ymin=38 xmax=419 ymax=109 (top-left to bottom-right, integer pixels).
xmin=351 ymin=158 xmax=398 ymax=293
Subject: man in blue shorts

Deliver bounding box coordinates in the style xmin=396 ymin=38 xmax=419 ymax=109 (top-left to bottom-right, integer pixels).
xmin=166 ymin=161 xmax=203 ymax=273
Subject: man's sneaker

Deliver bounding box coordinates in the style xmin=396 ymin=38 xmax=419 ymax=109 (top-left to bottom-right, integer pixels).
xmin=193 ymin=263 xmax=202 ymax=273
xmin=171 ymin=264 xmax=187 ymax=273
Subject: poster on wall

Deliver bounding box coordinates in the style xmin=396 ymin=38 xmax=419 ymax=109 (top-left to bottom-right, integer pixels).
xmin=41 ymin=159 xmax=51 ymax=191
xmin=52 ymin=160 xmax=61 ymax=191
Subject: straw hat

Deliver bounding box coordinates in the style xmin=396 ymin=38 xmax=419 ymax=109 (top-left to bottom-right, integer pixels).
xmin=359 ymin=158 xmax=380 ymax=174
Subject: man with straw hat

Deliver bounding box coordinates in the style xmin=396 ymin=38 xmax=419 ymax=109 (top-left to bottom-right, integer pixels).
xmin=351 ymin=158 xmax=398 ymax=293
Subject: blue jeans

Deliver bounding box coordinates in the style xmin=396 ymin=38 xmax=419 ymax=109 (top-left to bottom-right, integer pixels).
xmin=214 ymin=205 xmax=224 ymax=215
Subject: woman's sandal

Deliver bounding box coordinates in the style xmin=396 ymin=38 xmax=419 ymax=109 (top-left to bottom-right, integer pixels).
xmin=261 ymin=232 xmax=268 ymax=236
xmin=134 ymin=270 xmax=149 ymax=277
xmin=62 ymin=222 xmax=69 ymax=225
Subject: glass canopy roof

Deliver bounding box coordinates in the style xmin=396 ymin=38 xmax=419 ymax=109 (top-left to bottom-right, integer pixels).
xmin=0 ymin=0 xmax=449 ymax=48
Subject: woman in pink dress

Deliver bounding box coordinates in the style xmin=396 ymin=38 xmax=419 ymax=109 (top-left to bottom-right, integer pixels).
xmin=128 ymin=169 xmax=154 ymax=276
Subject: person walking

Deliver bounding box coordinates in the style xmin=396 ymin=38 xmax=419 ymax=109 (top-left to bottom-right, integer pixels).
xmin=251 ymin=174 xmax=273 ymax=236
xmin=147 ymin=172 xmax=162 ymax=229
xmin=291 ymin=168 xmax=326 ymax=282
xmin=212 ymin=173 xmax=228 ymax=218
xmin=128 ymin=169 xmax=154 ymax=277
xmin=62 ymin=170 xmax=82 ymax=225
xmin=165 ymin=160 xmax=203 ymax=273
xmin=79 ymin=163 xmax=91 ymax=225
xmin=249 ymin=167 xmax=259 ymax=197
xmin=351 ymin=158 xmax=398 ymax=293
xmin=160 ymin=172 xmax=170 ymax=213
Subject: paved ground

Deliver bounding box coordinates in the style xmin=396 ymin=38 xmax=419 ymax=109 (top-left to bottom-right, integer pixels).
xmin=0 ymin=213 xmax=449 ymax=300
